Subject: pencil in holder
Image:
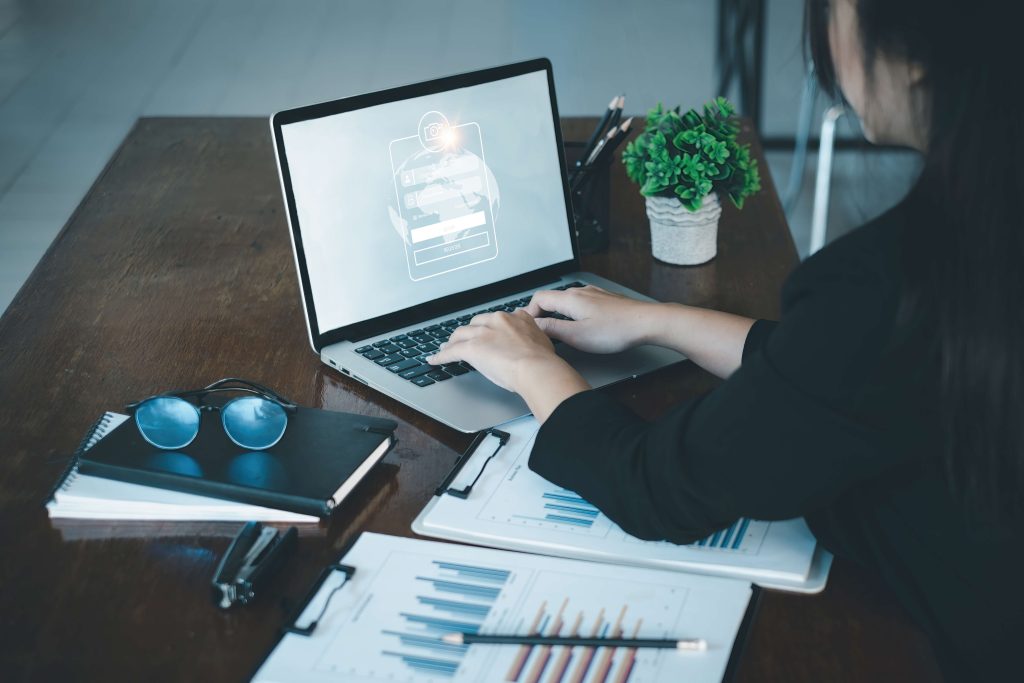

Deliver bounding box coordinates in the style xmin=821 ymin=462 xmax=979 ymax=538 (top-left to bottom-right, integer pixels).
xmin=564 ymin=141 xmax=611 ymax=254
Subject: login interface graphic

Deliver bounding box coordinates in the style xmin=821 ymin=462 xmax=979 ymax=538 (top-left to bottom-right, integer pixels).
xmin=389 ymin=111 xmax=500 ymax=280
xmin=280 ymin=68 xmax=575 ymax=333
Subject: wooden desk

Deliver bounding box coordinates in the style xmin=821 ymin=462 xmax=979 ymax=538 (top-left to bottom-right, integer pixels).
xmin=0 ymin=118 xmax=942 ymax=681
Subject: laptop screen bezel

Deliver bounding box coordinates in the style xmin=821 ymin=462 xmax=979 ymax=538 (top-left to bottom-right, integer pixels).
xmin=271 ymin=58 xmax=581 ymax=352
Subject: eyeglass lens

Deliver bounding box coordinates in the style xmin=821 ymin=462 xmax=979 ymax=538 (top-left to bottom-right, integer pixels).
xmin=135 ymin=397 xmax=201 ymax=450
xmin=221 ymin=397 xmax=288 ymax=450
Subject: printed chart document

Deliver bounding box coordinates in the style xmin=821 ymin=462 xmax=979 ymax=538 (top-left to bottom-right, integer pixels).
xmin=413 ymin=417 xmax=831 ymax=593
xmin=252 ymin=533 xmax=754 ymax=683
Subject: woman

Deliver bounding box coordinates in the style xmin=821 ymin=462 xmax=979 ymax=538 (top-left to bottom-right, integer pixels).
xmin=428 ymin=0 xmax=1022 ymax=678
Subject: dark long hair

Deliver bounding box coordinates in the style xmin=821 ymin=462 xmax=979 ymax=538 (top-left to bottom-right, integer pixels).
xmin=806 ymin=0 xmax=1024 ymax=520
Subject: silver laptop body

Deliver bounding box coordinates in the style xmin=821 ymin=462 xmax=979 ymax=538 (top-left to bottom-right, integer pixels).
xmin=271 ymin=59 xmax=682 ymax=432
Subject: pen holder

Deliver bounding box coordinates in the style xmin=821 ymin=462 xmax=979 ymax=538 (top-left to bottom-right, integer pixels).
xmin=564 ymin=141 xmax=611 ymax=254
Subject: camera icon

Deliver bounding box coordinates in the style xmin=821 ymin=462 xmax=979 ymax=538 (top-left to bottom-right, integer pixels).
xmin=423 ymin=122 xmax=445 ymax=141
xmin=417 ymin=110 xmax=451 ymax=152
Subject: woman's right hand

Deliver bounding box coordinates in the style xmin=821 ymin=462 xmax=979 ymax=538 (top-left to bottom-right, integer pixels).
xmin=524 ymin=285 xmax=657 ymax=354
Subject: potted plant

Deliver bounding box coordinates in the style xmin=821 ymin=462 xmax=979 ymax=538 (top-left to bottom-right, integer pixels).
xmin=622 ymin=97 xmax=761 ymax=265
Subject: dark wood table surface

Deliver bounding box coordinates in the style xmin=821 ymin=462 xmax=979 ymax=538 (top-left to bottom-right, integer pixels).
xmin=0 ymin=117 xmax=943 ymax=681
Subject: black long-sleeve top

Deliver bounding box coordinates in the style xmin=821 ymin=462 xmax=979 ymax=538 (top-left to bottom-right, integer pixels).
xmin=529 ymin=198 xmax=1023 ymax=681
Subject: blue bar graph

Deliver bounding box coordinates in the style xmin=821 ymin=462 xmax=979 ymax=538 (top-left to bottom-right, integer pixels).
xmin=433 ymin=561 xmax=511 ymax=582
xmin=416 ymin=596 xmax=492 ymax=618
xmin=415 ymin=577 xmax=502 ymax=600
xmin=385 ymin=560 xmax=511 ymax=678
xmin=382 ymin=651 xmax=462 ymax=677
xmin=691 ymin=518 xmax=751 ymax=550
xmin=541 ymin=490 xmax=600 ymax=528
xmin=399 ymin=613 xmax=483 ymax=633
xmin=732 ymin=518 xmax=750 ymax=549
xmin=382 ymin=631 xmax=468 ymax=655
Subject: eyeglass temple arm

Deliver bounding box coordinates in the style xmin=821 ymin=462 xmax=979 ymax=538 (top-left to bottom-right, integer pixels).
xmin=202 ymin=377 xmax=282 ymax=397
xmin=127 ymin=379 xmax=298 ymax=411
xmin=199 ymin=385 xmax=298 ymax=411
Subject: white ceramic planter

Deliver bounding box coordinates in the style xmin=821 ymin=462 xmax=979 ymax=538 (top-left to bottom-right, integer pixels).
xmin=645 ymin=193 xmax=722 ymax=265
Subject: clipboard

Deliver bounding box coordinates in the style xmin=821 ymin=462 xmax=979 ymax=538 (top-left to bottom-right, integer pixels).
xmin=252 ymin=532 xmax=763 ymax=683
xmin=412 ymin=417 xmax=833 ymax=594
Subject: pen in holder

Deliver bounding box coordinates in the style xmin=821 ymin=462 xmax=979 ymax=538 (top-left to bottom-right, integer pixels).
xmin=564 ymin=141 xmax=611 ymax=255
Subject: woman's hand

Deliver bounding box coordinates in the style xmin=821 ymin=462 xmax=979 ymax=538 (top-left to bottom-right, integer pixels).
xmin=427 ymin=310 xmax=590 ymax=421
xmin=524 ymin=285 xmax=657 ymax=354
xmin=427 ymin=309 xmax=562 ymax=391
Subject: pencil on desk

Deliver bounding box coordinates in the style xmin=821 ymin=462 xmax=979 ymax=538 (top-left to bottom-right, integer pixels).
xmin=571 ymin=95 xmax=623 ymax=184
xmin=570 ymin=118 xmax=634 ymax=194
xmin=441 ymin=632 xmax=708 ymax=651
xmin=591 ymin=117 xmax=633 ymax=167
xmin=607 ymin=94 xmax=625 ymax=132
xmin=584 ymin=124 xmax=619 ymax=166
xmin=577 ymin=95 xmax=619 ymax=167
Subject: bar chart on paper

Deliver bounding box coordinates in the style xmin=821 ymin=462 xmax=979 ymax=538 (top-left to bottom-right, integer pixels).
xmin=497 ymin=578 xmax=689 ymax=683
xmin=488 ymin=478 xmax=767 ymax=554
xmin=620 ymin=517 xmax=770 ymax=555
xmin=481 ymin=480 xmax=615 ymax=536
xmin=473 ymin=433 xmax=766 ymax=551
xmin=252 ymin=534 xmax=753 ymax=683
xmin=414 ymin=418 xmax=820 ymax=587
xmin=381 ymin=560 xmax=508 ymax=678
xmin=315 ymin=556 xmax=694 ymax=682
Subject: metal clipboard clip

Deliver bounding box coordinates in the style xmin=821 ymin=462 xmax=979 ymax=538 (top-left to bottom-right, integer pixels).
xmin=434 ymin=427 xmax=511 ymax=499
xmin=211 ymin=521 xmax=297 ymax=609
xmin=284 ymin=563 xmax=357 ymax=636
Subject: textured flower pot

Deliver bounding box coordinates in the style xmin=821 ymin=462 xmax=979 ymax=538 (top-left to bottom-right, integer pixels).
xmin=645 ymin=193 xmax=723 ymax=265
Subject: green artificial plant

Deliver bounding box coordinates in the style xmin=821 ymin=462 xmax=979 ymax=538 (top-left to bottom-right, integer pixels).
xmin=622 ymin=97 xmax=761 ymax=211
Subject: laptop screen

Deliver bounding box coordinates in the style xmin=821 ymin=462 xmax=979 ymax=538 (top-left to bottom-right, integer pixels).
xmin=279 ymin=68 xmax=575 ymax=335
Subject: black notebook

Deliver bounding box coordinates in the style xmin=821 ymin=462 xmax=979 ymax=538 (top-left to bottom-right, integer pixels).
xmin=65 ymin=406 xmax=397 ymax=518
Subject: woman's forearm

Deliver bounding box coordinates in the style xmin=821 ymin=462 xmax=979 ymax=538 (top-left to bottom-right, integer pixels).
xmin=515 ymin=356 xmax=591 ymax=423
xmin=638 ymin=302 xmax=755 ymax=378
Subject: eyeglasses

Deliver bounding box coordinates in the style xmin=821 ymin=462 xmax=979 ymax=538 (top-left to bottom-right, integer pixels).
xmin=126 ymin=378 xmax=298 ymax=451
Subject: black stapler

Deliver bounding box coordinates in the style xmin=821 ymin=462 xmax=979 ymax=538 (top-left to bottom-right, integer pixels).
xmin=211 ymin=521 xmax=297 ymax=609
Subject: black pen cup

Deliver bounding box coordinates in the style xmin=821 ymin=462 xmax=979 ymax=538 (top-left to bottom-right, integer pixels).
xmin=563 ymin=141 xmax=611 ymax=254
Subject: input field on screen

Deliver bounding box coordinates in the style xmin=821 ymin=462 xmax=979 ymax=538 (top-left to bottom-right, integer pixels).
xmin=409 ymin=211 xmax=487 ymax=244
xmin=404 ymin=176 xmax=484 ymax=210
xmin=413 ymin=231 xmax=490 ymax=265
xmin=400 ymin=155 xmax=480 ymax=187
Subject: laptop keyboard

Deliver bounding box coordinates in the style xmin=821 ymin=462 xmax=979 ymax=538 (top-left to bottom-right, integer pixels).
xmin=352 ymin=281 xmax=584 ymax=387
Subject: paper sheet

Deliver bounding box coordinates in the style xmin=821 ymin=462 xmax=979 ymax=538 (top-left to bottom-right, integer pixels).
xmin=413 ymin=417 xmax=821 ymax=588
xmin=253 ymin=533 xmax=752 ymax=683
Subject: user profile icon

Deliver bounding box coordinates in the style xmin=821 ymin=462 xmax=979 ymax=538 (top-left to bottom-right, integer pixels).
xmin=418 ymin=110 xmax=451 ymax=152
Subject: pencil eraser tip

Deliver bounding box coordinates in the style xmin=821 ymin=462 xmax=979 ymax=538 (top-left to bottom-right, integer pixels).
xmin=678 ymin=639 xmax=708 ymax=652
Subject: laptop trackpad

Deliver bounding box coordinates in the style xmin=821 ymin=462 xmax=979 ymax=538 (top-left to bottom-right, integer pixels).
xmin=555 ymin=343 xmax=685 ymax=389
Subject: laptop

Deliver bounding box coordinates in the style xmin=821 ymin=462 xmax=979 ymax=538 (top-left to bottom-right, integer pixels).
xmin=270 ymin=58 xmax=683 ymax=433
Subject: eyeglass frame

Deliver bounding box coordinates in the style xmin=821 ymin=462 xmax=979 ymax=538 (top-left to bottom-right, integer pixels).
xmin=125 ymin=378 xmax=299 ymax=449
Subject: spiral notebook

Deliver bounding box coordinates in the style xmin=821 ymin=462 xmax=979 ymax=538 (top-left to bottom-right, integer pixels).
xmin=46 ymin=410 xmax=393 ymax=522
